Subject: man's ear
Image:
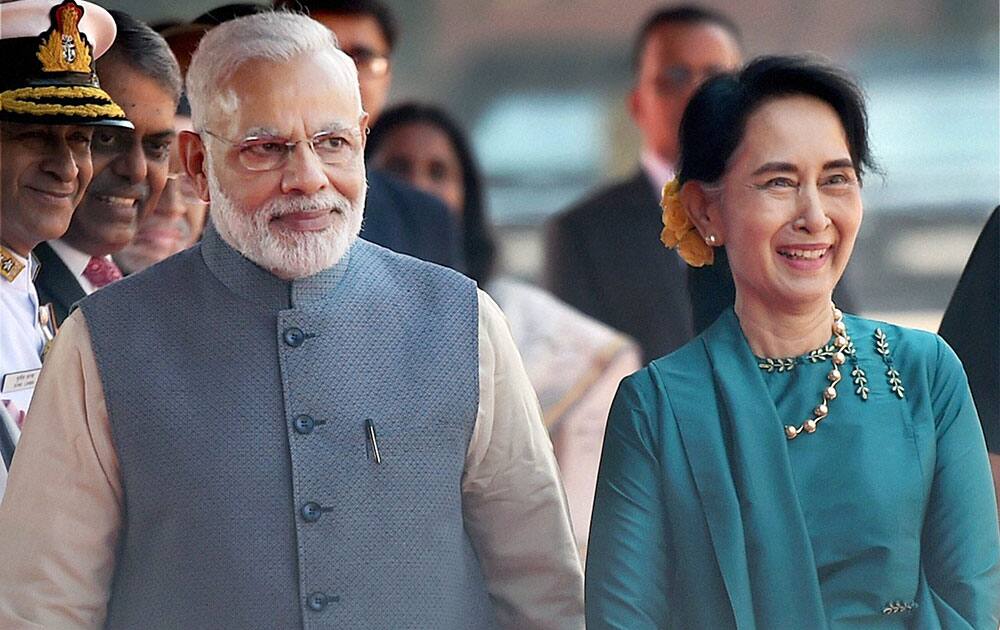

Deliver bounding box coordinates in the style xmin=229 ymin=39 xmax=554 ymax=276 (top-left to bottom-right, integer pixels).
xmin=178 ymin=130 xmax=211 ymax=203
xmin=679 ymin=180 xmax=725 ymax=245
xmin=626 ymin=86 xmax=641 ymax=125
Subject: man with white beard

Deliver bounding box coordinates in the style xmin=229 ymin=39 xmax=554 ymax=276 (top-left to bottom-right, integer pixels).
xmin=0 ymin=12 xmax=584 ymax=630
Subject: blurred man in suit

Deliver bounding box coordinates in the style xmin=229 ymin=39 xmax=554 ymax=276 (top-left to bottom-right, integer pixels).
xmin=938 ymin=206 xmax=999 ymax=509
xmin=35 ymin=10 xmax=181 ymax=324
xmin=279 ymin=0 xmax=462 ymax=269
xmin=544 ymin=6 xmax=742 ymax=362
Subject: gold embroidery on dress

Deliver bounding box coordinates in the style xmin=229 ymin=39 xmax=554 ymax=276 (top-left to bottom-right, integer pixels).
xmin=851 ymin=364 xmax=869 ymax=400
xmin=882 ymin=600 xmax=918 ymax=615
xmin=874 ymin=328 xmax=906 ymax=399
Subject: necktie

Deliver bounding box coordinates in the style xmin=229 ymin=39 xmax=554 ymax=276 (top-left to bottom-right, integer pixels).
xmin=83 ymin=256 xmax=123 ymax=288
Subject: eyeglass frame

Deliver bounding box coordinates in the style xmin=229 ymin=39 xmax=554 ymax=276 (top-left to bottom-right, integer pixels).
xmin=651 ymin=65 xmax=728 ymax=95
xmin=197 ymin=126 xmax=366 ymax=172
xmin=341 ymin=46 xmax=390 ymax=79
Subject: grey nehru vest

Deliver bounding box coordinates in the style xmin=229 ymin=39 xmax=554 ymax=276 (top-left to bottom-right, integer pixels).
xmin=79 ymin=227 xmax=498 ymax=629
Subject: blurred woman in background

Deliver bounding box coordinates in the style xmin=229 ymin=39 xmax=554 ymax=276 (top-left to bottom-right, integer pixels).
xmin=368 ymin=103 xmax=642 ymax=555
xmin=585 ymin=56 xmax=1000 ymax=628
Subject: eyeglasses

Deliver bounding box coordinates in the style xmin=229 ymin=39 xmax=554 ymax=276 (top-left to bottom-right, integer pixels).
xmin=199 ymin=127 xmax=364 ymax=172
xmin=342 ymin=46 xmax=390 ymax=79
xmin=653 ymin=65 xmax=726 ymax=94
xmin=164 ymin=172 xmax=207 ymax=205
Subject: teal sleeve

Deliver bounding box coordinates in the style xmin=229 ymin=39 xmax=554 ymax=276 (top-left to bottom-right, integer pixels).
xmin=585 ymin=369 xmax=669 ymax=629
xmin=921 ymin=336 xmax=1000 ymax=628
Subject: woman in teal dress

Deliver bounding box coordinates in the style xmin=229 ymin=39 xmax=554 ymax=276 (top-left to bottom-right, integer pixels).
xmin=585 ymin=56 xmax=1000 ymax=629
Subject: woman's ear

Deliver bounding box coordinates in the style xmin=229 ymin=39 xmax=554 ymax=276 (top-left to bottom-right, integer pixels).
xmin=178 ymin=130 xmax=211 ymax=203
xmin=680 ymin=180 xmax=725 ymax=245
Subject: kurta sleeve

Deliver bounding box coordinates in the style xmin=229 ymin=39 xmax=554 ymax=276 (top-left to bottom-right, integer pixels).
xmin=586 ymin=368 xmax=670 ymax=629
xmin=920 ymin=336 xmax=1000 ymax=627
xmin=461 ymin=290 xmax=585 ymax=630
xmin=0 ymin=310 xmax=122 ymax=629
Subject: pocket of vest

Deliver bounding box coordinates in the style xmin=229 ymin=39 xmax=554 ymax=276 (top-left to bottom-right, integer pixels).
xmin=360 ymin=416 xmax=465 ymax=468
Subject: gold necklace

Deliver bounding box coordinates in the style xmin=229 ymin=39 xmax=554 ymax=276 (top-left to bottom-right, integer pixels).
xmin=784 ymin=304 xmax=850 ymax=440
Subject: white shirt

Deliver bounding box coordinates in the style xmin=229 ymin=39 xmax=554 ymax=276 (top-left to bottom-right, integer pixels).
xmin=639 ymin=148 xmax=677 ymax=200
xmin=47 ymin=239 xmax=102 ymax=296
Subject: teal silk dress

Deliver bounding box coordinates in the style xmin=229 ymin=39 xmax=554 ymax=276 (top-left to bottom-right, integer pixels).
xmin=586 ymin=309 xmax=1000 ymax=629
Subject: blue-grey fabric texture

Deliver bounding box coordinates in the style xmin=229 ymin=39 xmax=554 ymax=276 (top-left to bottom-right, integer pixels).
xmin=79 ymin=227 xmax=497 ymax=629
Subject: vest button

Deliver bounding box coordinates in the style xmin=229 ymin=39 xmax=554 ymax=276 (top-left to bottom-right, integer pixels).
xmin=301 ymin=501 xmax=323 ymax=522
xmin=306 ymin=591 xmax=328 ymax=611
xmin=293 ymin=414 xmax=316 ymax=434
xmin=283 ymin=327 xmax=305 ymax=347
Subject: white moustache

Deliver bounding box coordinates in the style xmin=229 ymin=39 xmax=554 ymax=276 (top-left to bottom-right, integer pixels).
xmin=263 ymin=191 xmax=353 ymax=219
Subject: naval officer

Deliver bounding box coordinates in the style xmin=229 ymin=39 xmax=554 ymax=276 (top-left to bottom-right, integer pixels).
xmin=0 ymin=0 xmax=131 ymax=496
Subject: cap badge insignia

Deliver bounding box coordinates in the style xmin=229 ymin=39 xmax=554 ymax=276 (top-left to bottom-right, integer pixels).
xmin=36 ymin=0 xmax=93 ymax=74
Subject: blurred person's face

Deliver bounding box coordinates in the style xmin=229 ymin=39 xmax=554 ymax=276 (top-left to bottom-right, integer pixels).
xmin=181 ymin=54 xmax=369 ymax=279
xmin=0 ymin=122 xmax=94 ymax=256
xmin=629 ymin=21 xmax=741 ymax=164
xmin=312 ymin=12 xmax=391 ymax=123
xmin=65 ymin=57 xmax=176 ymax=257
xmin=688 ymin=96 xmax=862 ymax=316
xmin=370 ymin=122 xmax=465 ymax=216
xmin=114 ymin=116 xmax=208 ymax=274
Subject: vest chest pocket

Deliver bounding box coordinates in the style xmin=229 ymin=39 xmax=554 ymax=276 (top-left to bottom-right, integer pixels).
xmin=359 ymin=416 xmax=470 ymax=479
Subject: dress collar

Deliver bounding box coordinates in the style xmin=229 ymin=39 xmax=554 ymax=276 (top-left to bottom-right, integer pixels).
xmin=199 ymin=224 xmax=352 ymax=311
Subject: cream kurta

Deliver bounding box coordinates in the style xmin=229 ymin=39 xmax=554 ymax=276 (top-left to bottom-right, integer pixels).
xmin=0 ymin=290 xmax=585 ymax=629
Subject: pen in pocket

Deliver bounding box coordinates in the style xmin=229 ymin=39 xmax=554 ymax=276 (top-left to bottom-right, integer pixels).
xmin=366 ymin=419 xmax=381 ymax=464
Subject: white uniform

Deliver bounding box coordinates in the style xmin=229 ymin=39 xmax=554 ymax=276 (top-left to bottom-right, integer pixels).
xmin=0 ymin=248 xmax=47 ymax=496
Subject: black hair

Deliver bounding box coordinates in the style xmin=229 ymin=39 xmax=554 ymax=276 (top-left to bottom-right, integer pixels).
xmin=368 ymin=103 xmax=498 ymax=285
xmin=631 ymin=5 xmax=741 ymax=74
xmin=192 ymin=3 xmax=272 ymax=26
xmin=678 ymin=55 xmax=876 ymax=185
xmin=276 ymin=0 xmax=397 ymax=53
xmin=102 ymin=11 xmax=183 ymax=103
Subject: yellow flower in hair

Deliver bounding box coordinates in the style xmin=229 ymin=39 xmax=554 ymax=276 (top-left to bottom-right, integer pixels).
xmin=659 ymin=179 xmax=689 ymax=247
xmin=659 ymin=178 xmax=715 ymax=266
xmin=677 ymin=228 xmax=714 ymax=267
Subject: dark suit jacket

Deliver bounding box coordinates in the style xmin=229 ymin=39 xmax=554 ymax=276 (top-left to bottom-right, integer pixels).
xmin=544 ymin=170 xmax=694 ymax=363
xmin=360 ymin=168 xmax=463 ymax=271
xmin=33 ymin=241 xmax=85 ymax=327
xmin=939 ymin=206 xmax=998 ymax=453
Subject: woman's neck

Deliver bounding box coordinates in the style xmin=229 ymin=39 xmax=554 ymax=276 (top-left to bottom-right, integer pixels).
xmin=734 ymin=292 xmax=836 ymax=358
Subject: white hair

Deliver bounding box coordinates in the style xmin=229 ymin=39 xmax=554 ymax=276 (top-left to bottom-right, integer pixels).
xmin=205 ymin=150 xmax=366 ymax=278
xmin=186 ymin=11 xmax=362 ymax=130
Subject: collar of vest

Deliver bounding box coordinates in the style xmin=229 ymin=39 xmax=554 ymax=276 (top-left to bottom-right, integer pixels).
xmin=200 ymin=224 xmax=352 ymax=310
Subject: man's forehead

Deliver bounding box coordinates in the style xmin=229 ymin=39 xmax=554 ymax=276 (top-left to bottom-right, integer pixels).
xmin=209 ymin=57 xmax=362 ymax=137
xmin=644 ymin=22 xmax=740 ymax=66
xmin=312 ymin=12 xmax=388 ymax=53
xmin=238 ymin=119 xmax=359 ymax=138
